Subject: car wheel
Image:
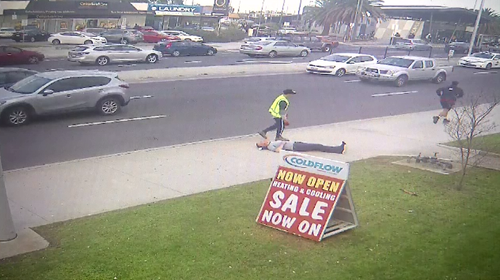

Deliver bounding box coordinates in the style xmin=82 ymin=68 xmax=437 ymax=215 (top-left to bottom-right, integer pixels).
xmin=335 ymin=68 xmax=346 ymax=77
xmin=84 ymin=40 xmax=93 ymax=45
xmin=207 ymin=49 xmax=215 ymax=56
xmin=322 ymin=45 xmax=332 ymax=52
xmin=97 ymin=97 xmax=121 ymax=115
xmin=120 ymin=38 xmax=128 ymax=44
xmin=395 ymin=75 xmax=408 ymax=87
xmin=28 ymin=56 xmax=40 ymax=64
xmin=52 ymin=39 xmax=61 ymax=45
xmin=434 ymin=73 xmax=446 ymax=84
xmin=486 ymin=63 xmax=492 ymax=70
xmin=268 ymin=51 xmax=277 ymax=58
xmin=146 ymin=54 xmax=158 ymax=63
xmin=300 ymin=50 xmax=309 ymax=57
xmin=172 ymin=50 xmax=181 ymax=57
xmin=247 ymin=54 xmax=256 ymax=57
xmin=2 ymin=106 xmax=30 ymax=126
xmin=96 ymin=56 xmax=110 ymax=66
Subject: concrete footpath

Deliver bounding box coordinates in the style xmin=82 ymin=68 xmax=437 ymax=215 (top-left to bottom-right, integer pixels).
xmin=2 ymin=106 xmax=500 ymax=259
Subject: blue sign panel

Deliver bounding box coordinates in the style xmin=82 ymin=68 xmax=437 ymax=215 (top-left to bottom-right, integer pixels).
xmin=148 ymin=4 xmax=202 ymax=16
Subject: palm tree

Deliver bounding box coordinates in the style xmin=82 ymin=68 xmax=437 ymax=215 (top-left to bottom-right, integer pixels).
xmin=310 ymin=0 xmax=384 ymax=37
xmin=479 ymin=8 xmax=500 ymax=35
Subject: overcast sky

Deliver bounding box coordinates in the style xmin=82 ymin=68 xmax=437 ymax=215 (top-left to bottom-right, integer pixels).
xmin=190 ymin=0 xmax=500 ymax=14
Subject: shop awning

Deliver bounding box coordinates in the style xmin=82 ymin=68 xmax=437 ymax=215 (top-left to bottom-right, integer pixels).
xmin=25 ymin=0 xmax=146 ymax=17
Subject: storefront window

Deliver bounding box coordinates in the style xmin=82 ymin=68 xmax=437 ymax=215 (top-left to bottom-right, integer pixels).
xmin=99 ymin=19 xmax=119 ymax=29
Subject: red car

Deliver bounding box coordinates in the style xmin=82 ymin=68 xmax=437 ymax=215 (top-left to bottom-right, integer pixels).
xmin=0 ymin=46 xmax=45 ymax=65
xmin=142 ymin=30 xmax=180 ymax=43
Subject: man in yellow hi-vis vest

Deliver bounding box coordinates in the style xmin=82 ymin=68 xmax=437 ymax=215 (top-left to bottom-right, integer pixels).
xmin=259 ymin=89 xmax=296 ymax=141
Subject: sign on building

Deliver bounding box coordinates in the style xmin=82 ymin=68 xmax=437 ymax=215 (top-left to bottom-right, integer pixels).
xmin=78 ymin=1 xmax=109 ymax=10
xmin=212 ymin=0 xmax=230 ymax=16
xmin=148 ymin=4 xmax=201 ymax=16
xmin=256 ymin=152 xmax=358 ymax=242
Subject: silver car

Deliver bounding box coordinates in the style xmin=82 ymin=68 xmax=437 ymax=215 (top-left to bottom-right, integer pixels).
xmin=0 ymin=71 xmax=130 ymax=126
xmin=68 ymin=44 xmax=162 ymax=66
xmin=240 ymin=40 xmax=310 ymax=58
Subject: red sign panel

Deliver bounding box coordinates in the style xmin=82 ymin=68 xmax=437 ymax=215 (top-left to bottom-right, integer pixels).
xmin=256 ymin=166 xmax=346 ymax=242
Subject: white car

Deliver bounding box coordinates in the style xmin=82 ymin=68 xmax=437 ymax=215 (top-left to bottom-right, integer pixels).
xmin=162 ymin=30 xmax=203 ymax=42
xmin=458 ymin=52 xmax=500 ymax=70
xmin=0 ymin=27 xmax=16 ymax=38
xmin=49 ymin=31 xmax=107 ymax=45
xmin=306 ymin=53 xmax=378 ymax=77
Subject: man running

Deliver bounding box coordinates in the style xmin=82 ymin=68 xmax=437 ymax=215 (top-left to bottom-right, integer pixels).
xmin=256 ymin=139 xmax=347 ymax=154
xmin=433 ymin=81 xmax=464 ymax=125
xmin=259 ymin=89 xmax=296 ymax=141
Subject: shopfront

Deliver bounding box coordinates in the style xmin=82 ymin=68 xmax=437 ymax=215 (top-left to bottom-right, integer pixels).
xmin=25 ymin=0 xmax=147 ymax=33
xmin=146 ymin=4 xmax=204 ymax=30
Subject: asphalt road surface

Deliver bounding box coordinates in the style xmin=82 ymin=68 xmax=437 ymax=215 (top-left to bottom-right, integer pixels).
xmin=17 ymin=46 xmax=452 ymax=72
xmin=1 ymin=67 xmax=498 ymax=170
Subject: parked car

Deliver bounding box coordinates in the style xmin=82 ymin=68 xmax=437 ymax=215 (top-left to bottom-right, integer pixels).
xmin=0 ymin=68 xmax=38 ymax=88
xmin=12 ymin=28 xmax=51 ymax=42
xmin=48 ymin=31 xmax=107 ymax=45
xmin=0 ymin=27 xmax=16 ymax=39
xmin=0 ymin=46 xmax=45 ymax=65
xmin=357 ymin=56 xmax=451 ymax=87
xmin=458 ymin=52 xmax=500 ymax=70
xmin=0 ymin=70 xmax=130 ymax=126
xmin=100 ymin=29 xmax=143 ymax=44
xmin=278 ymin=27 xmax=297 ymax=35
xmin=444 ymin=42 xmax=473 ymax=54
xmin=67 ymin=44 xmax=162 ymax=66
xmin=154 ymin=41 xmax=217 ymax=57
xmin=82 ymin=28 xmax=107 ymax=36
xmin=142 ymin=30 xmax=179 ymax=43
xmin=306 ymin=53 xmax=377 ymax=77
xmin=392 ymin=38 xmax=432 ymax=51
xmin=201 ymin=26 xmax=215 ymax=32
xmin=240 ymin=40 xmax=310 ymax=58
xmin=162 ymin=30 xmax=203 ymax=42
xmin=279 ymin=34 xmax=340 ymax=52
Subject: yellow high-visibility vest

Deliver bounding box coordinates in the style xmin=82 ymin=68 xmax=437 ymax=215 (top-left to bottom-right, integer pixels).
xmin=269 ymin=94 xmax=289 ymax=118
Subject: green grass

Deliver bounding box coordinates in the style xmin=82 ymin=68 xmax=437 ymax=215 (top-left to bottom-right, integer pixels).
xmin=447 ymin=133 xmax=500 ymax=154
xmin=1 ymin=157 xmax=500 ymax=280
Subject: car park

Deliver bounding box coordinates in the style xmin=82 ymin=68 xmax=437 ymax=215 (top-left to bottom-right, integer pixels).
xmin=240 ymin=40 xmax=310 ymax=58
xmin=154 ymin=41 xmax=217 ymax=57
xmin=0 ymin=68 xmax=38 ymax=88
xmin=0 ymin=27 xmax=16 ymax=39
xmin=306 ymin=53 xmax=377 ymax=77
xmin=357 ymin=56 xmax=450 ymax=87
xmin=458 ymin=52 xmax=500 ymax=69
xmin=0 ymin=71 xmax=130 ymax=126
xmin=48 ymin=31 xmax=107 ymax=45
xmin=67 ymin=44 xmax=162 ymax=66
xmin=0 ymin=46 xmax=45 ymax=65
xmin=162 ymin=30 xmax=203 ymax=42
xmin=100 ymin=29 xmax=143 ymax=44
xmin=142 ymin=30 xmax=179 ymax=43
xmin=12 ymin=28 xmax=51 ymax=42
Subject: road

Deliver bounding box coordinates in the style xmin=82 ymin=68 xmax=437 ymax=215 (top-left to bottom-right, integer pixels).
xmin=17 ymin=45 xmax=454 ymax=72
xmin=1 ymin=67 xmax=498 ymax=171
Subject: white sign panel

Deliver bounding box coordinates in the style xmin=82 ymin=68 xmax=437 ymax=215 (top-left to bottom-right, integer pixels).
xmin=280 ymin=151 xmax=350 ymax=180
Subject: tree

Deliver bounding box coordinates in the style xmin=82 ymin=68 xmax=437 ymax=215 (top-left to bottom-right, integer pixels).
xmin=479 ymin=8 xmax=500 ymax=35
xmin=444 ymin=94 xmax=499 ymax=190
xmin=309 ymin=0 xmax=384 ymax=36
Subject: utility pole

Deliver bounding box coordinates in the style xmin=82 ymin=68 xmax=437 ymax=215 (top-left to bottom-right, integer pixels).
xmin=0 ymin=153 xmax=16 ymax=242
xmin=279 ymin=0 xmax=286 ymax=27
xmin=351 ymin=0 xmax=363 ymax=41
xmin=256 ymin=0 xmax=265 ymax=36
xmin=468 ymin=0 xmax=485 ymax=57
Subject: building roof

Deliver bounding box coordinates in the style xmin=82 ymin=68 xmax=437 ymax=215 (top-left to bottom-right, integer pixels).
xmin=381 ymin=5 xmax=492 ymax=24
xmin=25 ymin=0 xmax=145 ymax=16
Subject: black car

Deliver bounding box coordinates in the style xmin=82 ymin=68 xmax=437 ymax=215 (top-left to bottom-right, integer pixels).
xmin=154 ymin=41 xmax=217 ymax=57
xmin=0 ymin=68 xmax=38 ymax=88
xmin=12 ymin=28 xmax=51 ymax=42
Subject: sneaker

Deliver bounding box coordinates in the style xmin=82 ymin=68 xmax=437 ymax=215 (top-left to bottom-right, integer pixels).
xmin=433 ymin=116 xmax=439 ymax=124
xmin=258 ymin=131 xmax=267 ymax=139
xmin=275 ymin=136 xmax=289 ymax=141
xmin=256 ymin=143 xmax=263 ymax=150
xmin=341 ymin=141 xmax=347 ymax=154
xmin=443 ymin=119 xmax=450 ymax=125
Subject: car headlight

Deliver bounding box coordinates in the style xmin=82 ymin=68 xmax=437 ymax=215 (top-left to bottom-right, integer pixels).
xmin=386 ymin=70 xmax=395 ymax=75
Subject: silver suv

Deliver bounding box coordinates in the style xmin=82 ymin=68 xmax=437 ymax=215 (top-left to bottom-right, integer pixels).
xmin=0 ymin=71 xmax=130 ymax=126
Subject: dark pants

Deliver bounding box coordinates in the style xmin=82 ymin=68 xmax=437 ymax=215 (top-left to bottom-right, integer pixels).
xmin=263 ymin=118 xmax=284 ymax=138
xmin=292 ymin=142 xmax=344 ymax=154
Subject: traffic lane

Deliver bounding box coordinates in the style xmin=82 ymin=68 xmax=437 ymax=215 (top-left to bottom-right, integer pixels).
xmin=20 ymin=52 xmax=327 ymax=72
xmin=1 ymin=67 xmax=498 ymax=170
xmin=335 ymin=45 xmax=455 ymax=59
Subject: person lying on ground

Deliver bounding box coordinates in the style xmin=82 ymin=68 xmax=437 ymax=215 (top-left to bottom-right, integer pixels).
xmin=256 ymin=139 xmax=347 ymax=154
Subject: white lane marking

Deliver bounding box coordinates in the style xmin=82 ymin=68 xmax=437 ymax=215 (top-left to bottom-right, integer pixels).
xmin=68 ymin=115 xmax=166 ymax=128
xmin=372 ymin=91 xmax=418 ymax=97
xmin=130 ymin=95 xmax=154 ymax=100
xmin=238 ymin=60 xmax=293 ymax=64
xmin=474 ymin=71 xmax=497 ymax=75
xmin=344 ymin=80 xmax=361 ymax=83
xmin=184 ymin=60 xmax=202 ymax=63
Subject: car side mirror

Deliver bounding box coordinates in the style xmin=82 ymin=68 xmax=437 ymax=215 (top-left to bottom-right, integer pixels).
xmin=42 ymin=89 xmax=54 ymax=96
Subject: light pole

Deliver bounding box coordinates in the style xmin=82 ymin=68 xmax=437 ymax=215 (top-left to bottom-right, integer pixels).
xmin=279 ymin=0 xmax=286 ymax=27
xmin=351 ymin=0 xmax=363 ymax=41
xmin=256 ymin=0 xmax=266 ymax=36
xmin=468 ymin=0 xmax=486 ymax=57
xmin=0 ymin=153 xmax=16 ymax=242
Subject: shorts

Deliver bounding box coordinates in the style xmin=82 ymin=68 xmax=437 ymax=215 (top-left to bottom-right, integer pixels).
xmin=440 ymin=101 xmax=454 ymax=110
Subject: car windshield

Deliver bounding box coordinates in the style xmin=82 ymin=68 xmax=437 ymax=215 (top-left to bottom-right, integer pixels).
xmin=8 ymin=75 xmax=52 ymax=94
xmin=321 ymin=55 xmax=351 ymax=62
xmin=378 ymin=57 xmax=414 ymax=68
xmin=472 ymin=53 xmax=494 ymax=59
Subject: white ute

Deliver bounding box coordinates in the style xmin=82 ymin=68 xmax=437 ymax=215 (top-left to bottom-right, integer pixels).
xmin=356 ymin=56 xmax=452 ymax=87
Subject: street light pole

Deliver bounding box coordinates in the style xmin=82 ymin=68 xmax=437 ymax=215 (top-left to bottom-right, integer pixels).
xmin=0 ymin=153 xmax=16 ymax=242
xmin=257 ymin=0 xmax=266 ymax=36
xmin=279 ymin=0 xmax=286 ymax=27
xmin=468 ymin=0 xmax=486 ymax=57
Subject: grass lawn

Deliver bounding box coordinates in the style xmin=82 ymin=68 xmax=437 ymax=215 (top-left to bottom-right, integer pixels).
xmin=1 ymin=157 xmax=500 ymax=280
xmin=447 ymin=132 xmax=500 ymax=154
